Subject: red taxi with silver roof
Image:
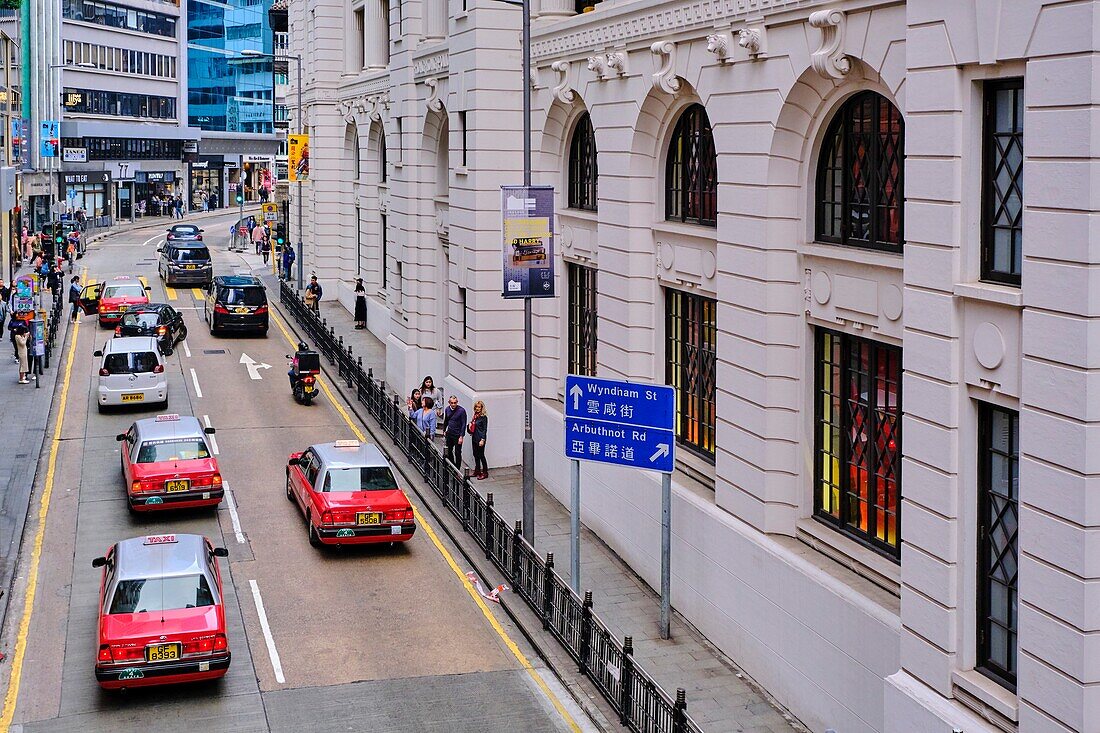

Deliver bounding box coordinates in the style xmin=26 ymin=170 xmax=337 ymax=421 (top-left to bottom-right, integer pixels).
xmin=286 ymin=440 xmax=416 ymax=547
xmin=75 ymin=275 xmax=152 ymax=327
xmin=117 ymin=414 xmax=222 ymax=512
xmin=92 ymin=533 xmax=230 ymax=689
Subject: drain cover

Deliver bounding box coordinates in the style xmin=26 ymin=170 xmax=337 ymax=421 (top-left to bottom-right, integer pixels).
xmin=203 ymin=349 xmax=226 ymax=355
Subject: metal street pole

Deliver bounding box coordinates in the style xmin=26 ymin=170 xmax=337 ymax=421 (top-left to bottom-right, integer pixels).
xmin=570 ymin=459 xmax=580 ymax=593
xmin=660 ymin=472 xmax=671 ymax=639
xmin=295 ymin=53 xmax=303 ymax=291
xmin=520 ymin=0 xmax=534 ymax=547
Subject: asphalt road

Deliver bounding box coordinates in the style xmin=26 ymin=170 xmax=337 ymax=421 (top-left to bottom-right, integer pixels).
xmin=0 ymin=214 xmax=594 ymax=733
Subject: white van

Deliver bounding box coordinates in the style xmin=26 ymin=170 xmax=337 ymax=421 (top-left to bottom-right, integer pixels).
xmin=94 ymin=337 xmax=168 ymax=412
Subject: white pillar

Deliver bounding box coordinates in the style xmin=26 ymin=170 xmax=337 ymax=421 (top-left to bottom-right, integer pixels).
xmin=537 ymin=0 xmax=574 ymax=19
xmin=424 ymin=0 xmax=447 ymax=39
xmin=364 ymin=0 xmax=389 ymax=69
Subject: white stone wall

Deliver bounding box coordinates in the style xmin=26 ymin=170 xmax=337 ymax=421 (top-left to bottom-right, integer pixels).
xmin=290 ymin=0 xmax=1100 ymax=730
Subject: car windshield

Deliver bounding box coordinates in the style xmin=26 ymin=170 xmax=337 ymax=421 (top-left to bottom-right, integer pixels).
xmin=172 ymin=226 xmax=199 ymax=236
xmin=323 ymin=466 xmax=399 ymax=493
xmin=136 ymin=439 xmax=210 ymax=463
xmin=109 ymin=574 xmax=216 ymax=614
xmin=219 ymin=287 xmax=265 ymax=306
xmin=103 ymin=351 xmax=159 ymax=374
xmin=121 ymin=313 xmax=160 ymax=328
xmin=175 ymin=248 xmax=210 ymax=261
xmin=103 ymin=284 xmax=146 ymax=299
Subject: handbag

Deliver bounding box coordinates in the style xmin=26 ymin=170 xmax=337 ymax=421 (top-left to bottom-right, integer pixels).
xmin=468 ymin=419 xmax=476 ymax=435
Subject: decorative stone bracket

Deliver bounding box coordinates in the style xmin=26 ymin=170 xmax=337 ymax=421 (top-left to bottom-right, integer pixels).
xmin=587 ymin=54 xmax=608 ymax=80
xmin=809 ymin=8 xmax=851 ymax=79
xmin=706 ymin=33 xmax=731 ymax=64
xmin=366 ymin=93 xmax=390 ymax=121
xmin=551 ymin=60 xmax=576 ymax=104
xmin=606 ymin=51 xmax=627 ymax=77
xmin=650 ymin=40 xmax=682 ymax=95
xmin=588 ymin=51 xmax=627 ymax=81
xmin=424 ymin=77 xmax=444 ymax=112
xmin=738 ymin=25 xmax=766 ymax=58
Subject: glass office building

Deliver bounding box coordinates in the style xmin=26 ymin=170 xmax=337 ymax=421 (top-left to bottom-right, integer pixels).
xmin=188 ymin=0 xmax=274 ymax=134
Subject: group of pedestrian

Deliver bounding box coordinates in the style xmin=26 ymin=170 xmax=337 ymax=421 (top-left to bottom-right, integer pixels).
xmin=2 ymin=280 xmax=31 ymax=384
xmin=194 ymin=187 xmax=213 ymax=212
xmin=405 ymin=375 xmax=489 ymax=479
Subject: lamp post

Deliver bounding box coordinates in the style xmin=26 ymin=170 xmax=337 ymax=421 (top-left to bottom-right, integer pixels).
xmin=241 ymin=48 xmax=303 ymax=290
xmin=46 ymin=63 xmax=93 ymax=228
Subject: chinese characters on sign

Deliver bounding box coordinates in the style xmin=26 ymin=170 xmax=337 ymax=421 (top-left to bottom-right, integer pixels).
xmin=501 ymin=185 xmax=555 ymax=299
xmin=288 ymin=134 xmax=309 ymax=182
xmin=563 ymin=375 xmax=676 ymax=473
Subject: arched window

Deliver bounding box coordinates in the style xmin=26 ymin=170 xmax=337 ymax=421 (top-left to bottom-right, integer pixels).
xmin=816 ymin=91 xmax=904 ymax=252
xmin=567 ymin=112 xmax=597 ymax=211
xmin=665 ymin=104 xmax=717 ymax=227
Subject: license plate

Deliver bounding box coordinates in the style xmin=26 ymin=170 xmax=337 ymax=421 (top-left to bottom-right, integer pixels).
xmin=235 ymin=307 xmax=250 ymax=314
xmin=165 ymin=479 xmax=190 ymax=493
xmin=303 ymin=384 xmax=314 ymax=394
xmin=184 ymin=264 xmax=197 ymax=270
xmin=118 ymin=305 xmax=128 ymax=312
xmin=120 ymin=393 xmax=144 ymax=402
xmin=357 ymin=512 xmax=382 ymax=526
xmin=145 ymin=642 xmax=181 ymax=662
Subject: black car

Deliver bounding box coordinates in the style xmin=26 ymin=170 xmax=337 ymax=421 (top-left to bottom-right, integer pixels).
xmin=205 ymin=275 xmax=268 ymax=336
xmin=159 ymin=241 xmax=213 ymax=287
xmin=114 ymin=303 xmax=188 ymax=355
xmin=166 ymin=223 xmax=203 ymax=242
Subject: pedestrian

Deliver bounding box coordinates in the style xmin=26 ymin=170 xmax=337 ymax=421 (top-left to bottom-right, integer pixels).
xmin=304 ymin=275 xmax=322 ymax=312
xmin=14 ymin=324 xmax=29 ymax=383
xmin=419 ymin=376 xmax=444 ymax=420
xmin=406 ymin=388 xmax=422 ymax=419
xmin=8 ymin=310 xmax=21 ymax=358
xmin=415 ymin=396 xmax=437 ymax=440
xmin=47 ymin=263 xmax=62 ymax=299
xmin=75 ymin=208 xmax=87 ymax=232
xmin=252 ymin=222 xmax=266 ymax=254
xmin=247 ymin=216 xmax=256 ymax=236
xmin=353 ymin=278 xmax=366 ymax=330
xmin=469 ymin=400 xmax=489 ymax=479
xmin=261 ymin=237 xmax=270 ymax=265
xmin=442 ymin=395 xmax=467 ymax=468
xmin=282 ymin=245 xmax=296 ymax=280
xmin=68 ymin=275 xmax=82 ymax=322
xmin=0 ymin=279 xmax=9 ymax=332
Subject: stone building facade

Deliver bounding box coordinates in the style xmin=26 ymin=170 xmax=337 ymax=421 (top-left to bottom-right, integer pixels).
xmin=287 ymin=0 xmax=1100 ymax=730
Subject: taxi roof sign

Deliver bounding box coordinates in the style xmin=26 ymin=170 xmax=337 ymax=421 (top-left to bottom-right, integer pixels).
xmin=143 ymin=534 xmax=178 ymax=545
xmin=333 ymin=440 xmax=360 ymax=448
xmin=155 ymin=414 xmax=181 ymax=422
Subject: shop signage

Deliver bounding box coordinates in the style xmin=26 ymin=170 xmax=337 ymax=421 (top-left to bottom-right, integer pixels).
xmin=137 ymin=171 xmax=174 ymax=183
xmin=62 ymin=91 xmax=85 ymax=109
xmin=111 ymin=162 xmax=135 ymax=181
xmin=288 ymin=134 xmax=308 ymax=182
xmin=63 ymin=147 xmax=87 ymax=163
xmin=183 ymin=141 xmax=199 ymax=154
xmin=500 ymin=185 xmax=555 ymax=299
xmin=191 ymin=161 xmax=209 ymax=169
xmin=243 ymin=154 xmax=272 ymax=164
xmin=61 ymin=171 xmax=111 ymax=186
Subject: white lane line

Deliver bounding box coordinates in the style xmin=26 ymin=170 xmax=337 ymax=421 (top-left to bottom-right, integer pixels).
xmin=202 ymin=415 xmax=219 ymax=454
xmin=182 ymin=339 xmax=191 ymax=357
xmin=248 ymin=580 xmax=286 ymax=684
xmin=141 ymin=233 xmax=163 ymax=247
xmin=190 ymin=367 xmax=203 ymax=398
xmin=223 ymin=485 xmax=246 ymax=544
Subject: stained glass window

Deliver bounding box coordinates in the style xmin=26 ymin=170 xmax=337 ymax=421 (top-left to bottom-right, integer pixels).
xmin=665 ymin=104 xmax=717 ymax=227
xmin=666 ymin=290 xmax=717 ymax=460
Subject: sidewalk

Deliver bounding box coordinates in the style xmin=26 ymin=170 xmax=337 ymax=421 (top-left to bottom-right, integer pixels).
xmin=255 ymin=258 xmax=804 ymax=733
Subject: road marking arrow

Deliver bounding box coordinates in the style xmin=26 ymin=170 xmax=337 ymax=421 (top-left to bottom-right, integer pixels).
xmin=649 ymin=444 xmax=670 ymax=463
xmin=240 ymin=353 xmax=272 ymax=380
xmin=569 ymin=384 xmax=584 ymax=411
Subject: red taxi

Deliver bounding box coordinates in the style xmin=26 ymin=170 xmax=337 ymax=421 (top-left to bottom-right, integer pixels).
xmin=117 ymin=414 xmax=222 ymax=512
xmin=286 ymin=440 xmax=416 ymax=547
xmin=92 ymin=533 xmax=231 ymax=689
xmin=76 ymin=275 xmax=152 ymax=327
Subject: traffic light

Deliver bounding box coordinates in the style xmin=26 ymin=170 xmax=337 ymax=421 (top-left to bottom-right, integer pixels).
xmin=275 ymin=224 xmax=286 ymax=246
xmin=236 ymin=194 xmax=244 ymax=204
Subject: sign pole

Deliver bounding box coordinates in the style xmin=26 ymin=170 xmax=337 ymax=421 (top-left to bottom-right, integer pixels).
xmin=570 ymin=459 xmax=580 ymax=594
xmin=660 ymin=471 xmax=671 ymax=640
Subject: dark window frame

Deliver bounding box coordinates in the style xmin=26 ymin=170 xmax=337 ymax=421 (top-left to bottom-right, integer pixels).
xmin=567 ymin=112 xmax=598 ymax=211
xmin=981 ymin=79 xmax=1024 ymax=286
xmin=664 ymin=104 xmax=717 ymax=227
xmin=814 ymin=328 xmax=902 ymax=559
xmin=977 ymin=402 xmax=1019 ymax=691
xmin=665 ymin=289 xmax=717 ymax=461
xmin=815 ymin=91 xmax=905 ymax=253
xmin=567 ymin=263 xmax=597 ymax=376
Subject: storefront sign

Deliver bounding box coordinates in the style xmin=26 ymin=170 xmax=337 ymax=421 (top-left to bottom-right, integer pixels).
xmin=61 ymin=171 xmax=111 ymax=186
xmin=183 ymin=141 xmax=199 ymax=154
xmin=63 ymin=147 xmax=88 ymax=163
xmin=288 ymin=134 xmax=309 ymax=182
xmin=62 ymin=91 xmax=85 ymax=109
xmin=111 ymin=162 xmax=135 ymax=181
xmin=243 ymin=154 xmax=272 ymax=164
xmin=40 ymin=120 xmax=59 ymax=158
xmin=136 ymin=171 xmax=175 ymax=183
xmin=500 ymin=185 xmax=555 ymax=299
xmin=191 ymin=161 xmax=209 ymax=169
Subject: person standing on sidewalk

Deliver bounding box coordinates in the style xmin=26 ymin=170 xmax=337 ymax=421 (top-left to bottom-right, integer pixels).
xmin=252 ymin=222 xmax=266 ymax=255
xmin=0 ymin=280 xmax=9 ymax=332
xmin=13 ymin=325 xmax=28 ymax=383
xmin=304 ymin=275 xmax=322 ymax=312
xmin=442 ymin=395 xmax=467 ymax=468
xmin=353 ymin=278 xmax=366 ymax=329
xmin=68 ymin=276 xmax=82 ymax=322
xmin=282 ymin=245 xmax=296 ymax=280
xmin=416 ymin=396 xmax=438 ymax=441
xmin=470 ymin=401 xmax=489 ymax=479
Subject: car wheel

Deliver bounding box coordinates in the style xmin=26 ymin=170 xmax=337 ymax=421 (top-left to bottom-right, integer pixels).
xmin=162 ymin=340 xmax=173 ymax=356
xmin=179 ymin=325 xmax=188 ymax=342
xmin=285 ymin=473 xmax=294 ymax=503
xmin=260 ymin=328 xmax=269 ymax=338
xmin=307 ymin=515 xmax=322 ymax=548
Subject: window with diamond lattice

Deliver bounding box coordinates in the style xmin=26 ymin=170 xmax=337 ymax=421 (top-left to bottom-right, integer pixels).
xmin=568 ymin=264 xmax=597 ymax=376
xmin=816 ymin=92 xmax=904 ymax=252
xmin=666 ymin=289 xmax=716 ymax=460
xmin=815 ymin=329 xmax=901 ymax=558
xmin=977 ymin=403 xmax=1019 ymax=691
xmin=568 ymin=113 xmax=598 ymax=211
xmin=665 ymin=104 xmax=717 ymax=227
xmin=982 ymin=80 xmax=1024 ymax=285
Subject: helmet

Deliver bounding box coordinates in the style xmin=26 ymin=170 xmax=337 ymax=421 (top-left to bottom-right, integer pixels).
xmin=297 ymin=341 xmax=307 ymax=352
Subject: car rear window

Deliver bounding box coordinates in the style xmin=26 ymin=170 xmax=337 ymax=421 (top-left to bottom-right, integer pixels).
xmin=218 ymin=287 xmax=265 ymax=307
xmin=172 ymin=226 xmax=199 ymax=236
xmin=109 ymin=574 xmax=216 ymax=614
xmin=103 ymin=284 xmax=146 ymax=299
xmin=175 ymin=247 xmax=210 ymax=261
xmin=137 ymin=439 xmax=210 ymax=463
xmin=323 ymin=466 xmax=399 ymax=493
xmin=103 ymin=351 xmax=160 ymax=374
xmin=121 ymin=312 xmax=160 ymax=328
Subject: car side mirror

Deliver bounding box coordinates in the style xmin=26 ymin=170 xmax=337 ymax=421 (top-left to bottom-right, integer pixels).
xmin=144 ymin=285 xmax=152 ymax=291
xmin=93 ymin=350 xmax=102 ymax=357
xmin=212 ymin=547 xmax=229 ymax=558
xmin=115 ymin=433 xmax=126 ymax=442
xmin=204 ymin=426 xmax=216 ymax=435
xmin=91 ymin=556 xmax=107 ymax=568
xmin=287 ymin=456 xmax=300 ymax=467
xmin=199 ymin=229 xmax=205 ymax=233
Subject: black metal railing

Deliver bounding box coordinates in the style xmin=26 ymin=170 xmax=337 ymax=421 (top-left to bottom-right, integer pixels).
xmin=280 ymin=281 xmax=702 ymax=733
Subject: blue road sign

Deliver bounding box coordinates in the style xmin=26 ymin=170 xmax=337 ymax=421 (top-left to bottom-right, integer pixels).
xmin=564 ymin=375 xmax=676 ymax=473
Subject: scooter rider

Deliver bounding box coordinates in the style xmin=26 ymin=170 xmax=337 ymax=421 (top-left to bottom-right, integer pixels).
xmin=288 ymin=341 xmax=307 ymax=388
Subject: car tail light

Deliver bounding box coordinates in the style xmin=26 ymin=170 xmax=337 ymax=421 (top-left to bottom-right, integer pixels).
xmin=167 ymin=233 xmax=173 ymax=240
xmin=153 ymin=364 xmax=164 ymax=374
xmin=255 ymin=305 xmax=268 ymax=315
xmin=212 ymin=473 xmax=223 ymax=487
xmin=196 ymin=234 xmax=203 ymax=241
xmin=131 ymin=480 xmax=144 ymax=494
xmin=156 ymin=325 xmax=167 ymax=336
xmin=99 ymin=304 xmax=107 ymax=312
xmin=320 ymin=510 xmax=333 ymax=526
xmin=387 ymin=508 xmax=414 ymax=522
xmin=214 ymin=304 xmax=230 ymax=314
xmin=98 ymin=644 xmax=113 ymax=662
xmin=99 ymin=368 xmax=110 ymax=376
xmin=114 ymin=326 xmax=121 ymax=336
xmin=213 ymin=634 xmax=228 ymax=652
xmin=111 ymin=646 xmax=143 ymax=661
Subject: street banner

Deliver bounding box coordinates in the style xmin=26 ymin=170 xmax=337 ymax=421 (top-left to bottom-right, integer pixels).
xmin=261 ymin=203 xmax=278 ymax=222
xmin=40 ymin=120 xmax=59 ymax=158
xmin=11 ymin=118 xmax=22 ymax=166
xmin=12 ymin=275 xmax=35 ymax=313
xmin=288 ymin=134 xmax=309 ymax=182
xmin=30 ymin=318 xmax=45 ymax=357
xmin=500 ymin=185 xmax=555 ymax=299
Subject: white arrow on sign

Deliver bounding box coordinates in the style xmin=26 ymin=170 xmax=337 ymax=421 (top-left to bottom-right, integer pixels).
xmin=569 ymin=384 xmax=584 ymax=411
xmin=649 ymin=444 xmax=670 ymax=463
xmin=240 ymin=353 xmax=272 ymax=380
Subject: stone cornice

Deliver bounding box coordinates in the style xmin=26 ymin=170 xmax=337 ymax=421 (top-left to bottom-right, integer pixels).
xmin=531 ymin=0 xmax=809 ymax=60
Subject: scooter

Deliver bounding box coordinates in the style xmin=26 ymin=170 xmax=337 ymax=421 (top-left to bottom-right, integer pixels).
xmin=287 ymin=347 xmax=321 ymax=405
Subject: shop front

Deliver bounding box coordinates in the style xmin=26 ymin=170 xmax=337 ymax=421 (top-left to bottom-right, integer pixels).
xmin=189 ymin=157 xmax=224 ymax=211
xmin=59 ymin=170 xmax=113 ymax=226
xmin=134 ymin=171 xmax=178 ymax=217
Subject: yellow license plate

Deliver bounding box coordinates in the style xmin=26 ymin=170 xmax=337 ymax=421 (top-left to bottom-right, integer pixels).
xmin=165 ymin=479 xmax=190 ymax=493
xmin=145 ymin=642 xmax=181 ymax=662
xmin=118 ymin=305 xmax=128 ymax=312
xmin=184 ymin=264 xmax=197 ymax=269
xmin=120 ymin=393 xmax=144 ymax=402
xmin=235 ymin=307 xmax=250 ymax=314
xmin=357 ymin=512 xmax=382 ymax=526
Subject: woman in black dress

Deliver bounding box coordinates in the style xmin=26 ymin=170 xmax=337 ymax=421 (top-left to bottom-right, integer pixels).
xmin=353 ymin=277 xmax=367 ymax=329
xmin=470 ymin=400 xmax=489 ymax=479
